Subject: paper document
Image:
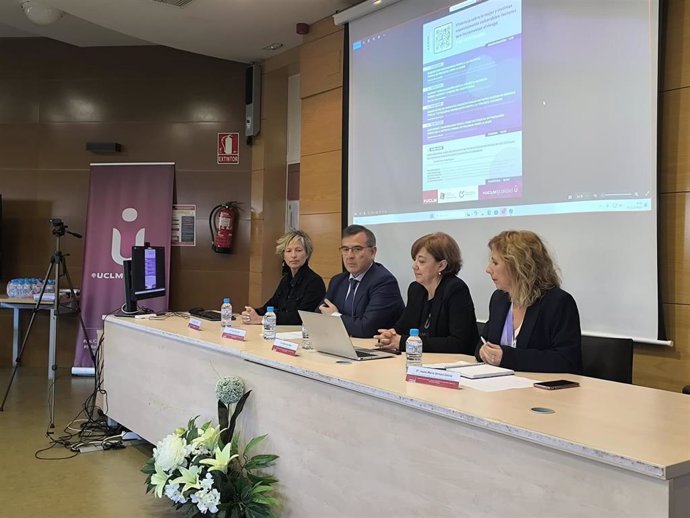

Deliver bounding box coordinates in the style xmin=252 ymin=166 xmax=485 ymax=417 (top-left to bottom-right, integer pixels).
xmin=460 ymin=376 xmax=538 ymax=392
xmin=448 ymin=364 xmax=514 ymax=379
xmin=423 ymin=360 xmax=475 ymax=370
xmin=275 ymin=331 xmax=303 ymax=340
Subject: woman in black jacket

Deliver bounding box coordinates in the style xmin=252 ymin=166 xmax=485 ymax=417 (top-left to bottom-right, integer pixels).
xmin=241 ymin=230 xmax=325 ymax=326
xmin=375 ymin=232 xmax=478 ymax=354
xmin=476 ymin=230 xmax=582 ymax=373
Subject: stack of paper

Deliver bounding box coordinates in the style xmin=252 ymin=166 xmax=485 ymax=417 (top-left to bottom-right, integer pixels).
xmin=448 ymin=364 xmax=514 ymax=379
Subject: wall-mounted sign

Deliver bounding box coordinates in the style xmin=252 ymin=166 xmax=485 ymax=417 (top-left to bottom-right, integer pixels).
xmin=217 ymin=132 xmax=239 ymax=164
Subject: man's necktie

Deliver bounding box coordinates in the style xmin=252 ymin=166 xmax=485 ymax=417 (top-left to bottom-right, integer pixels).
xmin=344 ymin=278 xmax=359 ymax=315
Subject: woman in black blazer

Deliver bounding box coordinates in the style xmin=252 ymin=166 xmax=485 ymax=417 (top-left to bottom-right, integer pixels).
xmin=241 ymin=230 xmax=325 ymax=326
xmin=477 ymin=230 xmax=582 ymax=373
xmin=375 ymin=232 xmax=479 ymax=353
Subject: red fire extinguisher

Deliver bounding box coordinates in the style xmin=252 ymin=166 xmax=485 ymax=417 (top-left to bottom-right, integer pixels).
xmin=209 ymin=201 xmax=240 ymax=253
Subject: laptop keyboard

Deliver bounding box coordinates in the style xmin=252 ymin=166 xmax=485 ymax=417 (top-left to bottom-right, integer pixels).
xmin=355 ymin=349 xmax=377 ymax=358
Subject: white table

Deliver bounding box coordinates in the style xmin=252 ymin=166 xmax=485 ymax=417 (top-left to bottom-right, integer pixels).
xmin=102 ymin=316 xmax=690 ymax=517
xmin=0 ymin=295 xmax=77 ymax=379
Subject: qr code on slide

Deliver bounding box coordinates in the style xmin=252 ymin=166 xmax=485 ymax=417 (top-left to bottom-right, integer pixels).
xmin=434 ymin=23 xmax=453 ymax=53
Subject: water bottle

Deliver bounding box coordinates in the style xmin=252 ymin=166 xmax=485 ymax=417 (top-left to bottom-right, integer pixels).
xmin=406 ymin=328 xmax=423 ymax=368
xmin=262 ymin=306 xmax=276 ymax=340
xmin=221 ymin=298 xmax=233 ymax=327
xmin=301 ymin=325 xmax=313 ymax=350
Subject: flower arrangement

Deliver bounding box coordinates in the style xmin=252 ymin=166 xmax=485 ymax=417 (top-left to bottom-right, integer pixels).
xmin=142 ymin=376 xmax=280 ymax=517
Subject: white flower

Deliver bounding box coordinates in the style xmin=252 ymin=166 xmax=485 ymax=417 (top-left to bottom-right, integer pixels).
xmin=153 ymin=433 xmax=188 ymax=472
xmin=216 ymin=376 xmax=245 ymax=405
xmin=164 ymin=483 xmax=187 ymax=504
xmin=200 ymin=472 xmax=214 ymax=491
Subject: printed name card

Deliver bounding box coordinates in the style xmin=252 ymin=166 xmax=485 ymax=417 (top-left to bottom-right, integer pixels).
xmin=222 ymin=326 xmax=247 ymax=341
xmin=272 ymin=338 xmax=299 ymax=356
xmin=188 ymin=318 xmax=203 ymax=330
xmin=406 ymin=366 xmax=461 ymax=389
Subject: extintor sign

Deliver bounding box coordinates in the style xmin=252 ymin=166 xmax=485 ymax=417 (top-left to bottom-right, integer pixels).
xmin=217 ymin=132 xmax=240 ymax=164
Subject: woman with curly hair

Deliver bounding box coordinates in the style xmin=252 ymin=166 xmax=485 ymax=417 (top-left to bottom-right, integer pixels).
xmin=476 ymin=230 xmax=582 ymax=373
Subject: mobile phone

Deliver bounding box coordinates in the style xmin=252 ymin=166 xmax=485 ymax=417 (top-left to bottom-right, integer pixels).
xmin=533 ymin=379 xmax=580 ymax=390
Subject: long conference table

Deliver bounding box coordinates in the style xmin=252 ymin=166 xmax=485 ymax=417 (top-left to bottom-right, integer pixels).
xmin=102 ymin=315 xmax=690 ymax=517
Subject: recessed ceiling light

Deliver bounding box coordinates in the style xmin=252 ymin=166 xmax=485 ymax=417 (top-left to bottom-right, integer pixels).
xmin=262 ymin=42 xmax=284 ymax=51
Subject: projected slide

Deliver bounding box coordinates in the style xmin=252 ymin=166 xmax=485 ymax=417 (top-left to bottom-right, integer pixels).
xmin=422 ymin=1 xmax=522 ymax=207
xmin=348 ymin=0 xmax=655 ymax=226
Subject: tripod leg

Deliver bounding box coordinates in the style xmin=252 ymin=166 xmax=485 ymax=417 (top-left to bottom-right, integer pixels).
xmin=0 ymin=259 xmax=56 ymax=412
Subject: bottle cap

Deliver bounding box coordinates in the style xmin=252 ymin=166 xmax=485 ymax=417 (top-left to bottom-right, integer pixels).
xmin=224 ymin=298 xmax=230 ymax=303
xmin=267 ymin=306 xmax=274 ymax=312
xmin=409 ymin=328 xmax=419 ymax=336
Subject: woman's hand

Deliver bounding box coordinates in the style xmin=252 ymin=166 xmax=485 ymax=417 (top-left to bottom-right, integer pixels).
xmin=478 ymin=341 xmax=503 ymax=366
xmin=241 ymin=306 xmax=263 ymax=325
xmin=374 ymin=328 xmax=400 ymax=351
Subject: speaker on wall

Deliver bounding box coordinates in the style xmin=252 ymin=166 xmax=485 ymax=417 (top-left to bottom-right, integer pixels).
xmin=245 ymin=64 xmax=262 ymax=139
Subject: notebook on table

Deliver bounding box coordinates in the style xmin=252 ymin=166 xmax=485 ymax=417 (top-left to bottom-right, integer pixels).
xmin=448 ymin=364 xmax=514 ymax=379
xmin=298 ymin=311 xmax=396 ymax=361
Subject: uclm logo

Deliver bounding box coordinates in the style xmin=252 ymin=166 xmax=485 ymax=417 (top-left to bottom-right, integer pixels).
xmin=90 ymin=272 xmax=123 ymax=279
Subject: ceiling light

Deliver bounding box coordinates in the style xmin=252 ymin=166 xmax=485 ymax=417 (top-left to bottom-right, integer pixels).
xmin=262 ymin=43 xmax=284 ymax=51
xmin=21 ymin=1 xmax=64 ymax=26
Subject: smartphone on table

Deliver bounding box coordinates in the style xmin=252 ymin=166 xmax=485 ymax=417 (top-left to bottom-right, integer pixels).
xmin=533 ymin=379 xmax=580 ymax=390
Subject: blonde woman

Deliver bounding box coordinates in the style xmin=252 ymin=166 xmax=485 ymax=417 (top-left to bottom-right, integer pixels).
xmin=241 ymin=230 xmax=325 ymax=326
xmin=477 ymin=230 xmax=582 ymax=373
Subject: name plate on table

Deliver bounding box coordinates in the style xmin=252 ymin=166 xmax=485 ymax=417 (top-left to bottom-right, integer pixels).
xmin=222 ymin=326 xmax=246 ymax=341
xmin=188 ymin=318 xmax=203 ymax=330
xmin=272 ymin=338 xmax=299 ymax=356
xmin=406 ymin=366 xmax=461 ymax=389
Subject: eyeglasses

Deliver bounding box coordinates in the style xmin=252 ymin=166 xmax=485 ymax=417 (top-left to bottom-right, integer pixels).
xmin=339 ymin=246 xmax=373 ymax=255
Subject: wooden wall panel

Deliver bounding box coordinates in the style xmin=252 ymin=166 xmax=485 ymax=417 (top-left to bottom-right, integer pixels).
xmin=662 ymin=0 xmax=690 ymax=91
xmin=659 ymin=88 xmax=690 ymax=193
xmin=300 ymin=150 xmax=342 ymax=214
xmin=0 ymin=39 xmax=250 ymax=368
xmin=659 ymin=193 xmax=690 ymax=305
xmin=639 ymin=0 xmax=690 ymax=391
xmin=634 ymin=304 xmax=690 ymax=391
xmin=299 ymin=21 xmax=345 ymax=284
xmin=302 ymin=17 xmax=341 ymax=44
xmin=299 ymin=212 xmax=343 ymax=280
xmin=301 ymin=88 xmax=343 ymax=156
xmin=300 ymin=31 xmax=343 ymax=99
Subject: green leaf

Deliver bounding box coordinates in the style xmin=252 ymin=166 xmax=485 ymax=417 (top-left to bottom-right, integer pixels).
xmin=230 ymin=432 xmax=239 ymax=457
xmin=243 ymin=434 xmax=267 ymax=456
xmin=250 ymin=484 xmax=274 ymax=495
xmin=218 ymin=399 xmax=229 ymax=430
xmin=227 ymin=390 xmax=251 ymax=440
xmin=141 ymin=457 xmax=156 ymax=475
xmin=244 ymin=454 xmax=279 ymax=470
xmin=247 ymin=473 xmax=278 ymax=485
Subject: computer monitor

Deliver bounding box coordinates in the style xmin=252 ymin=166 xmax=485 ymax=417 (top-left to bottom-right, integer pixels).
xmin=121 ymin=243 xmax=166 ymax=315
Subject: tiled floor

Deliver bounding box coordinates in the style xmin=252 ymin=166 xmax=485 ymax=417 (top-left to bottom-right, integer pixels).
xmin=0 ymin=367 xmax=173 ymax=517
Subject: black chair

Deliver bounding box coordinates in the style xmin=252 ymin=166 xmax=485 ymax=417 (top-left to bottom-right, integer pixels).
xmin=581 ymin=335 xmax=633 ymax=384
xmin=682 ymin=385 xmax=690 ymax=395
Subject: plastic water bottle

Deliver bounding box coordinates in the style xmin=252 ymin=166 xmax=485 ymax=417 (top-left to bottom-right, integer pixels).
xmin=406 ymin=328 xmax=423 ymax=368
xmin=221 ymin=298 xmax=233 ymax=327
xmin=262 ymin=306 xmax=276 ymax=340
xmin=301 ymin=325 xmax=313 ymax=350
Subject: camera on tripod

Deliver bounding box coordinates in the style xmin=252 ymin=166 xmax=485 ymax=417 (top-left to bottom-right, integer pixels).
xmin=49 ymin=218 xmax=66 ymax=236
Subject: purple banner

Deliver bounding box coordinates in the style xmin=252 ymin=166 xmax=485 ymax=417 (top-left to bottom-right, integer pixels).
xmin=73 ymin=163 xmax=174 ymax=369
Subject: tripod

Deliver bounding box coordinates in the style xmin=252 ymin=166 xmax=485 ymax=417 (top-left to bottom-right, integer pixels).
xmin=0 ymin=219 xmax=90 ymax=431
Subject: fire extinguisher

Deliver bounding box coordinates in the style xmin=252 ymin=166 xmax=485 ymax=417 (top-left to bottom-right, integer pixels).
xmin=209 ymin=201 xmax=240 ymax=253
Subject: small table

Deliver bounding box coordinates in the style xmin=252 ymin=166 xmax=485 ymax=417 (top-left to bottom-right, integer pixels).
xmin=0 ymin=295 xmax=78 ymax=380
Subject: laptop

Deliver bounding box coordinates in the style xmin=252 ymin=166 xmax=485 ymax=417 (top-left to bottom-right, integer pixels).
xmin=298 ymin=311 xmax=396 ymax=361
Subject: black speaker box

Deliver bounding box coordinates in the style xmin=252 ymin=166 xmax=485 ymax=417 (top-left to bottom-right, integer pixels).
xmin=245 ymin=64 xmax=262 ymax=138
xmin=86 ymin=142 xmax=122 ymax=154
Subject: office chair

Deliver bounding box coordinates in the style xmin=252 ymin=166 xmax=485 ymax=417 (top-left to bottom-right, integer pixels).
xmin=581 ymin=335 xmax=633 ymax=384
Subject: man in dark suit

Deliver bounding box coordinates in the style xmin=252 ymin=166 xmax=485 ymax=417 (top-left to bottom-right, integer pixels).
xmin=320 ymin=225 xmax=404 ymax=338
